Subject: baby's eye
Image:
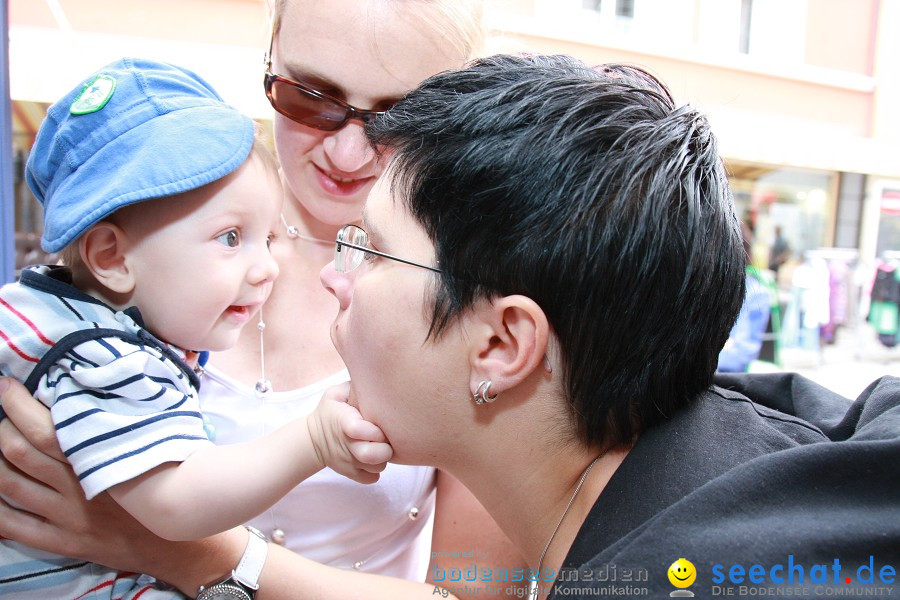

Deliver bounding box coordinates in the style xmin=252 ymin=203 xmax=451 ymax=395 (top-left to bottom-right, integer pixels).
xmin=362 ymin=249 xmax=376 ymax=262
xmin=266 ymin=233 xmax=275 ymax=248
xmin=216 ymin=230 xmax=240 ymax=248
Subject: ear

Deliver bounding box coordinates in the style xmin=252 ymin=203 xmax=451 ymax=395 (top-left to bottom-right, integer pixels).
xmin=79 ymin=222 xmax=136 ymax=294
xmin=467 ymin=295 xmax=549 ymax=395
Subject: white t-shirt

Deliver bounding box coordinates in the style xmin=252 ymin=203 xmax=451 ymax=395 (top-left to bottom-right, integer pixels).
xmin=198 ymin=365 xmax=436 ymax=580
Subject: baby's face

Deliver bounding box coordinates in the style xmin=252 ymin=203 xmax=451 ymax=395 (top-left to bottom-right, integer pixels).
xmin=121 ymin=153 xmax=283 ymax=352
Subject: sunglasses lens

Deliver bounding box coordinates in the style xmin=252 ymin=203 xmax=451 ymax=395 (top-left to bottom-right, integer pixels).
xmin=268 ymin=78 xmax=349 ymax=131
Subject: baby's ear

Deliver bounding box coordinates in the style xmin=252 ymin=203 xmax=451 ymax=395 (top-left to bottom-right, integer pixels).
xmin=79 ymin=222 xmax=136 ymax=294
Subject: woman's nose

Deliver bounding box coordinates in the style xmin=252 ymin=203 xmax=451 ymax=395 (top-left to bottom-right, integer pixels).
xmin=320 ymin=260 xmax=352 ymax=309
xmin=322 ymin=122 xmax=375 ymax=173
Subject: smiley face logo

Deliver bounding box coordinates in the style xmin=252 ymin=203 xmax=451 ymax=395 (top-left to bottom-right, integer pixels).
xmin=667 ymin=558 xmax=696 ymax=588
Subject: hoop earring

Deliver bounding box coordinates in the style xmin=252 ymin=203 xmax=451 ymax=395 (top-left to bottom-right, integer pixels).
xmin=543 ymin=354 xmax=553 ymax=373
xmin=473 ymin=380 xmax=498 ymax=405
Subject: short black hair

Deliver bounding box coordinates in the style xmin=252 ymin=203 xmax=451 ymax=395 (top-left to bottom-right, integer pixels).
xmin=368 ymin=54 xmax=745 ymax=447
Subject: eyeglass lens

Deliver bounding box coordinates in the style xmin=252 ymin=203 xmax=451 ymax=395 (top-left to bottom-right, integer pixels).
xmin=335 ymin=225 xmax=368 ymax=273
xmin=265 ymin=75 xmax=383 ymax=131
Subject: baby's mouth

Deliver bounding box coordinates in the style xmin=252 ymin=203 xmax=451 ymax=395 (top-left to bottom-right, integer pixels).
xmin=226 ymin=305 xmax=250 ymax=318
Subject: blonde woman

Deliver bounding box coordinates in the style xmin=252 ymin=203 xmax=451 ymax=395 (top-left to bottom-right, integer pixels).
xmin=0 ymin=1 xmax=526 ymax=599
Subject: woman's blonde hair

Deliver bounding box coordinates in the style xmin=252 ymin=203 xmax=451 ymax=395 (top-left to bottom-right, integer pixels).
xmin=271 ymin=0 xmax=484 ymax=64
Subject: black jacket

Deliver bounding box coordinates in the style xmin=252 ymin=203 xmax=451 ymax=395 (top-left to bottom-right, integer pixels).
xmin=551 ymin=373 xmax=900 ymax=599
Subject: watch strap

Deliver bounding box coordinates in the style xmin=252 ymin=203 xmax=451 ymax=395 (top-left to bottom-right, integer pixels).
xmin=233 ymin=526 xmax=268 ymax=591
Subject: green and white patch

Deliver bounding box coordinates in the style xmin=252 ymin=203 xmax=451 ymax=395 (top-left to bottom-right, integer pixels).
xmin=70 ymin=74 xmax=117 ymax=115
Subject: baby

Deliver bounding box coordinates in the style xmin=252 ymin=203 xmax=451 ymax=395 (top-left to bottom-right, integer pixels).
xmin=0 ymin=57 xmax=390 ymax=599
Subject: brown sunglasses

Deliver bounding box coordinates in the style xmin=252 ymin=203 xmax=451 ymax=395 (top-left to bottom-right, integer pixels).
xmin=263 ymin=13 xmax=388 ymax=131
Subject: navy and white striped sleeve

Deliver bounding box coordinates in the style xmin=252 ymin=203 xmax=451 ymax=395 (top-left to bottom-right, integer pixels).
xmin=36 ymin=336 xmax=213 ymax=500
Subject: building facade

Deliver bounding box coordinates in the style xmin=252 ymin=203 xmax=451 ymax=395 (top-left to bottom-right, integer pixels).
xmin=6 ymin=0 xmax=900 ymax=278
xmin=483 ymin=0 xmax=900 ymax=279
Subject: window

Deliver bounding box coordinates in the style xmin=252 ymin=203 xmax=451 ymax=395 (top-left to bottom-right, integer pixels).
xmin=582 ymin=0 xmax=635 ymax=19
xmin=739 ymin=0 xmax=753 ymax=53
xmin=728 ymin=162 xmax=836 ymax=268
xmin=616 ymin=0 xmax=635 ymax=18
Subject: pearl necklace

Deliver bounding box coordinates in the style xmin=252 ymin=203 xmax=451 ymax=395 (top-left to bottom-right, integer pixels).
xmin=280 ymin=214 xmax=333 ymax=246
xmin=528 ymin=451 xmax=606 ymax=600
xmin=254 ymin=305 xmax=272 ymax=397
xmin=252 ymin=214 xmax=334 ymax=398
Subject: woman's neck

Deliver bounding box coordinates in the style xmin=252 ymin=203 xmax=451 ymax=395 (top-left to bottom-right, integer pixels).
xmin=447 ymin=435 xmax=629 ymax=596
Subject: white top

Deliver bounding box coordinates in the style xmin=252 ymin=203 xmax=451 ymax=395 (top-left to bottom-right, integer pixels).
xmin=198 ymin=365 xmax=436 ymax=580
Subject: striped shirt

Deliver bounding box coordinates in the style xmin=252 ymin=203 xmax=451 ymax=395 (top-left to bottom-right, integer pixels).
xmin=0 ymin=265 xmax=210 ymax=598
xmin=0 ymin=541 xmax=185 ymax=599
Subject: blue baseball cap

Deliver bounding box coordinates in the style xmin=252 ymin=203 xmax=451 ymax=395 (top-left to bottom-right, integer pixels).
xmin=26 ymin=57 xmax=255 ymax=253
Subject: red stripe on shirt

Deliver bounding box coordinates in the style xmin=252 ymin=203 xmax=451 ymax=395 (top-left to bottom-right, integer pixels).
xmin=0 ymin=297 xmax=56 ymax=345
xmin=73 ymin=576 xmax=156 ymax=600
xmin=75 ymin=578 xmax=114 ymax=599
xmin=127 ymin=584 xmax=157 ymax=599
xmin=0 ymin=328 xmax=41 ymax=363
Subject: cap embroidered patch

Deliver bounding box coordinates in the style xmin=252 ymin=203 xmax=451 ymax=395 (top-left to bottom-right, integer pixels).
xmin=70 ymin=74 xmax=117 ymax=115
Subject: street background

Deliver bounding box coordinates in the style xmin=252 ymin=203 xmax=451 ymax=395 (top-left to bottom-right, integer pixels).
xmin=4 ymin=0 xmax=900 ymax=399
xmin=780 ymin=320 xmax=898 ymax=400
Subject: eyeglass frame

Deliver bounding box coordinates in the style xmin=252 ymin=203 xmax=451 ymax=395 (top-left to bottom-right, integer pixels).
xmin=334 ymin=224 xmax=442 ymax=274
xmin=262 ymin=11 xmax=386 ymax=131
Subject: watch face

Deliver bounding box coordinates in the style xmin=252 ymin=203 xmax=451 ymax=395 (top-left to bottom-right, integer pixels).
xmin=197 ymin=583 xmax=252 ymax=600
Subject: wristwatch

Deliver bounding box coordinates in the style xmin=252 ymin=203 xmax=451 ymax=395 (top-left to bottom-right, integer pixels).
xmin=197 ymin=526 xmax=268 ymax=600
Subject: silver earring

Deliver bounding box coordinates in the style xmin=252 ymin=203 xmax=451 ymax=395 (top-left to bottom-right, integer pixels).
xmin=255 ymin=306 xmax=272 ymax=398
xmin=473 ymin=380 xmax=498 ymax=405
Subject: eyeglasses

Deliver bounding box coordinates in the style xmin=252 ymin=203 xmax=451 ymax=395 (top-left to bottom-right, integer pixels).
xmin=263 ymin=15 xmax=387 ymax=131
xmin=334 ymin=225 xmax=442 ymax=274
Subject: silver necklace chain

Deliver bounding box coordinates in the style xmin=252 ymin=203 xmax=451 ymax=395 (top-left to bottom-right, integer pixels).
xmin=528 ymin=451 xmax=606 ymax=600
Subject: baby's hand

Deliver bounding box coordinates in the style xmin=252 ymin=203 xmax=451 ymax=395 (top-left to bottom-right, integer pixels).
xmin=308 ymin=384 xmax=392 ymax=484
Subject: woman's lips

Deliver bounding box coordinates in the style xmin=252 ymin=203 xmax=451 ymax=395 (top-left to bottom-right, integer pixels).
xmin=314 ymin=165 xmax=373 ymax=196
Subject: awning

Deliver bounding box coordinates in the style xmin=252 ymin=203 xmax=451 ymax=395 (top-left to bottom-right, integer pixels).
xmin=10 ymin=25 xmax=272 ymax=120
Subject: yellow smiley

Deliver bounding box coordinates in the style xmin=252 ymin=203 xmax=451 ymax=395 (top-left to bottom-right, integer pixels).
xmin=668 ymin=558 xmax=697 ymax=588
